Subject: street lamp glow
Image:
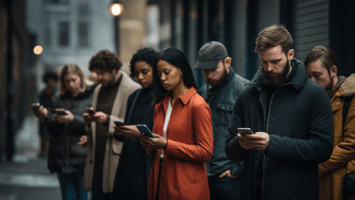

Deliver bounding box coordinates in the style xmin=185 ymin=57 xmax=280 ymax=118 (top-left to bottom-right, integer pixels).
xmin=109 ymin=3 xmax=123 ymax=17
xmin=33 ymin=45 xmax=43 ymax=55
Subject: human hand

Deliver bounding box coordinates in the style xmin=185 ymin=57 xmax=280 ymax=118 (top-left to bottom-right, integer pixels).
xmin=91 ymin=112 xmax=107 ymax=123
xmin=219 ymin=169 xmax=237 ymax=178
xmin=114 ymin=125 xmax=140 ymax=138
xmin=77 ymin=135 xmax=88 ymax=149
xmin=139 ymin=133 xmax=168 ymax=151
xmin=237 ymin=132 xmax=269 ymax=150
xmin=33 ymin=105 xmax=48 ymax=120
xmin=83 ymin=113 xmax=94 ymax=124
xmin=55 ymin=110 xmax=74 ymax=123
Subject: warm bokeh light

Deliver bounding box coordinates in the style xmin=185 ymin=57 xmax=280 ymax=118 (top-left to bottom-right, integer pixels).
xmin=109 ymin=3 xmax=123 ymax=17
xmin=33 ymin=45 xmax=43 ymax=55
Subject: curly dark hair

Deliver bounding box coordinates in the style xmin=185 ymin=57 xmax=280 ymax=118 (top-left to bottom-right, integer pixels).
xmin=129 ymin=48 xmax=160 ymax=78
xmin=89 ymin=50 xmax=122 ymax=72
xmin=42 ymin=71 xmax=58 ymax=83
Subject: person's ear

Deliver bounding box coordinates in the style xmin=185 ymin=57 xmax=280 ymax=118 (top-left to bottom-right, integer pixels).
xmin=288 ymin=49 xmax=295 ymax=60
xmin=330 ymin=65 xmax=338 ymax=78
xmin=225 ymin=57 xmax=232 ymax=65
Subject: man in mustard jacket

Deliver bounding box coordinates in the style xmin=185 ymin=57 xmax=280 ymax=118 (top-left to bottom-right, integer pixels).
xmin=305 ymin=46 xmax=355 ymax=200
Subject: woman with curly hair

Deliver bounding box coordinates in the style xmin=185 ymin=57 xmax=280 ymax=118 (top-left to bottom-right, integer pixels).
xmin=109 ymin=47 xmax=159 ymax=200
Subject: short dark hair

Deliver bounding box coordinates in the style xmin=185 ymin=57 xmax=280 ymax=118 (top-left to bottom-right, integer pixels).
xmin=43 ymin=71 xmax=58 ymax=83
xmin=304 ymin=46 xmax=338 ymax=72
xmin=89 ymin=50 xmax=122 ymax=72
xmin=255 ymin=24 xmax=293 ymax=55
xmin=153 ymin=47 xmax=197 ymax=104
xmin=129 ymin=48 xmax=160 ymax=78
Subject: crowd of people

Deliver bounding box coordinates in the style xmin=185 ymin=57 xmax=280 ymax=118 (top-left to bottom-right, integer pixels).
xmin=32 ymin=24 xmax=355 ymax=200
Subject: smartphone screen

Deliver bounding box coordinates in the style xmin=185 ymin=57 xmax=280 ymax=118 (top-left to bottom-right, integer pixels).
xmin=237 ymin=128 xmax=253 ymax=136
xmin=85 ymin=107 xmax=95 ymax=115
xmin=136 ymin=124 xmax=155 ymax=138
xmin=55 ymin=108 xmax=67 ymax=115
xmin=114 ymin=121 xmax=124 ymax=126
xmin=31 ymin=103 xmax=40 ymax=111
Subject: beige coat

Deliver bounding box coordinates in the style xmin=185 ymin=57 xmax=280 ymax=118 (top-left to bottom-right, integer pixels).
xmin=319 ymin=74 xmax=355 ymax=200
xmin=83 ymin=71 xmax=141 ymax=193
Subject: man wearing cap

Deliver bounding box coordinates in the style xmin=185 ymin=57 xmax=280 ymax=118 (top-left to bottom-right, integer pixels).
xmin=195 ymin=41 xmax=249 ymax=200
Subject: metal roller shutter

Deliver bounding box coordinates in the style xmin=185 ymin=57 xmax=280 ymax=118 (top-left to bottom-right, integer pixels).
xmin=231 ymin=0 xmax=247 ymax=78
xmin=255 ymin=0 xmax=280 ymax=70
xmin=290 ymin=0 xmax=329 ymax=63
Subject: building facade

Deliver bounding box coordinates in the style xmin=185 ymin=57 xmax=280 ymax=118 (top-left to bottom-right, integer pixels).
xmin=150 ymin=0 xmax=355 ymax=86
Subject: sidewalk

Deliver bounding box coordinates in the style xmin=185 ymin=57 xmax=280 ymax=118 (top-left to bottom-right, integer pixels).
xmin=0 ymin=115 xmax=61 ymax=200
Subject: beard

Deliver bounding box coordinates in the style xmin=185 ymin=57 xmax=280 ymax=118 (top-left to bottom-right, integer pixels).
xmin=263 ymin=60 xmax=291 ymax=87
xmin=324 ymin=70 xmax=334 ymax=91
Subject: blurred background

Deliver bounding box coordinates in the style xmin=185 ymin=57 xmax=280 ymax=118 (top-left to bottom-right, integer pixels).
xmin=0 ymin=0 xmax=354 ymax=199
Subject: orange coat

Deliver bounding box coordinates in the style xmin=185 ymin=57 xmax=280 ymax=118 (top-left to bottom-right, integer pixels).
xmin=147 ymin=87 xmax=213 ymax=200
xmin=319 ymin=74 xmax=355 ymax=200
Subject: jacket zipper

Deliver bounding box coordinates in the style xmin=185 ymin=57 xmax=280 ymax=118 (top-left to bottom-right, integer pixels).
xmin=261 ymin=83 xmax=291 ymax=200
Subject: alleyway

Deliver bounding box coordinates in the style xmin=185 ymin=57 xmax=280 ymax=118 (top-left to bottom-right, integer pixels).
xmin=0 ymin=115 xmax=61 ymax=200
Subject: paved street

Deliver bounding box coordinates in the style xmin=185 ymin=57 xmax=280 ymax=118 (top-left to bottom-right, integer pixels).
xmin=0 ymin=116 xmax=61 ymax=200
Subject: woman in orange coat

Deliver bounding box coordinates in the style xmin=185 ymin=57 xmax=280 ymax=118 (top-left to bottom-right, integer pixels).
xmin=140 ymin=47 xmax=213 ymax=200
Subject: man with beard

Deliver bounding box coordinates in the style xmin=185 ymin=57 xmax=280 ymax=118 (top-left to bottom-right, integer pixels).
xmin=225 ymin=25 xmax=334 ymax=200
xmin=194 ymin=41 xmax=249 ymax=200
xmin=305 ymin=46 xmax=355 ymax=200
xmin=78 ymin=50 xmax=140 ymax=200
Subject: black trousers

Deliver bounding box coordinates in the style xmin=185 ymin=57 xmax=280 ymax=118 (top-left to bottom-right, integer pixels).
xmin=208 ymin=175 xmax=242 ymax=200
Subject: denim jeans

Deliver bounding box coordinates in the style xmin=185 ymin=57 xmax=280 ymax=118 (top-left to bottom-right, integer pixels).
xmin=91 ymin=162 xmax=111 ymax=200
xmin=208 ymin=175 xmax=242 ymax=200
xmin=57 ymin=171 xmax=88 ymax=200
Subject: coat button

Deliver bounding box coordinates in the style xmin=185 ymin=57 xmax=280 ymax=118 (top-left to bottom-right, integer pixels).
xmin=336 ymin=102 xmax=340 ymax=105
xmin=90 ymin=161 xmax=92 ymax=164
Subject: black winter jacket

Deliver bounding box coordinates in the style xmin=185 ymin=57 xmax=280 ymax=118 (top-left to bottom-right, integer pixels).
xmin=225 ymin=58 xmax=334 ymax=200
xmin=43 ymin=89 xmax=93 ymax=173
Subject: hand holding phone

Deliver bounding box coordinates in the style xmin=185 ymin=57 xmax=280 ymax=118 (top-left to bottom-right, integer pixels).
xmin=85 ymin=107 xmax=95 ymax=115
xmin=31 ymin=103 xmax=41 ymax=111
xmin=136 ymin=124 xmax=155 ymax=138
xmin=237 ymin=128 xmax=253 ymax=136
xmin=55 ymin=108 xmax=68 ymax=116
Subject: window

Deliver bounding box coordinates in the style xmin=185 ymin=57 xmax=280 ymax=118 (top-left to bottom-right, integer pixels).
xmin=44 ymin=29 xmax=51 ymax=46
xmin=58 ymin=22 xmax=69 ymax=46
xmin=78 ymin=22 xmax=88 ymax=47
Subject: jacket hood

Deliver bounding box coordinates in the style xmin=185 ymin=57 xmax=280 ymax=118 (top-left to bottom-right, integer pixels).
xmin=341 ymin=74 xmax=355 ymax=97
xmin=250 ymin=58 xmax=308 ymax=90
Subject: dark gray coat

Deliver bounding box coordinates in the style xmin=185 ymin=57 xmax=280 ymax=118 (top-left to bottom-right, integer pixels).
xmin=225 ymin=58 xmax=334 ymax=200
xmin=200 ymin=67 xmax=249 ymax=177
xmin=43 ymin=89 xmax=92 ymax=173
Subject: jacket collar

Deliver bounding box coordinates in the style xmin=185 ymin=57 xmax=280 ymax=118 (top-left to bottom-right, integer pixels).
xmin=160 ymin=87 xmax=197 ymax=111
xmin=341 ymin=74 xmax=355 ymax=97
xmin=251 ymin=58 xmax=308 ymax=90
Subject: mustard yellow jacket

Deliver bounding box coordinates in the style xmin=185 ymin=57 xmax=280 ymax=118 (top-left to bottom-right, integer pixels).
xmin=319 ymin=74 xmax=355 ymax=200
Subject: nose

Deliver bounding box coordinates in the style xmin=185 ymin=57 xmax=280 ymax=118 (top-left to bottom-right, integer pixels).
xmin=160 ymin=73 xmax=166 ymax=81
xmin=137 ymin=73 xmax=143 ymax=81
xmin=266 ymin=63 xmax=274 ymax=73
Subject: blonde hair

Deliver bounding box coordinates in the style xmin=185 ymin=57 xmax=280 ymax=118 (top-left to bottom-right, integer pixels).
xmin=59 ymin=63 xmax=87 ymax=95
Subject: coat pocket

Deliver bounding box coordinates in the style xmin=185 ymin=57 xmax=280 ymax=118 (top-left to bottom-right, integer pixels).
xmin=112 ymin=138 xmax=123 ymax=154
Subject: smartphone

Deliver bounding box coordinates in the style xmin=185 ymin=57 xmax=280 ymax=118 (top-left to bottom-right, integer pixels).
xmin=31 ymin=103 xmax=40 ymax=111
xmin=85 ymin=107 xmax=95 ymax=115
xmin=136 ymin=124 xmax=155 ymax=138
xmin=55 ymin=108 xmax=67 ymax=115
xmin=237 ymin=128 xmax=253 ymax=136
xmin=114 ymin=121 xmax=124 ymax=126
